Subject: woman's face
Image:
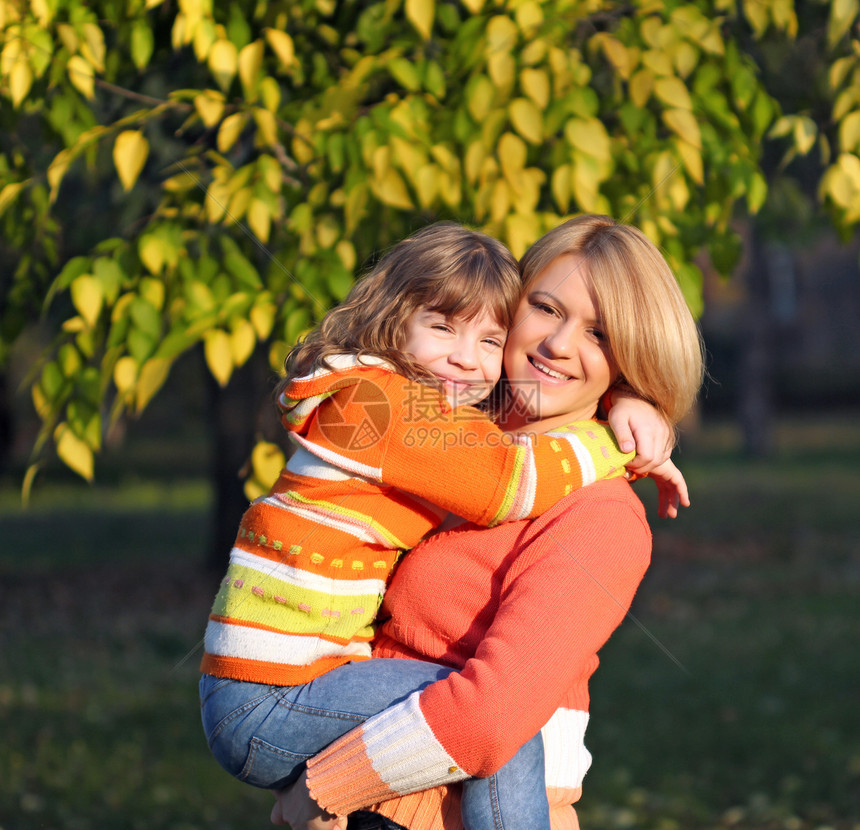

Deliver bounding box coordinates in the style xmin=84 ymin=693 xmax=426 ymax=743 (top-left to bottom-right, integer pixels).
xmin=502 ymin=253 xmax=619 ymax=432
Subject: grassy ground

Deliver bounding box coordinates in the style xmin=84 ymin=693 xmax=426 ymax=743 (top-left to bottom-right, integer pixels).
xmin=1 ymin=416 xmax=859 ymax=830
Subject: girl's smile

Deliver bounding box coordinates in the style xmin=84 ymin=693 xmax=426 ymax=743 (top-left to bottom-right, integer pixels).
xmin=402 ymin=308 xmax=507 ymax=407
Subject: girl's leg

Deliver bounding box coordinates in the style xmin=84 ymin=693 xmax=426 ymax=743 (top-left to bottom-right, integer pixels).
xmin=460 ymin=732 xmax=551 ymax=830
xmin=200 ymin=659 xmax=454 ymax=789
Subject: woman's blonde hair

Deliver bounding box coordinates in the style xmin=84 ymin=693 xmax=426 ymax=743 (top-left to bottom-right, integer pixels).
xmin=519 ymin=214 xmax=704 ymax=426
xmin=281 ymin=222 xmax=521 ymax=386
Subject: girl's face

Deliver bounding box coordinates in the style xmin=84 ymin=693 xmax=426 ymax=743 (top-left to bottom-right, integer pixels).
xmin=502 ymin=254 xmax=619 ymax=431
xmin=402 ymin=307 xmax=507 ymax=407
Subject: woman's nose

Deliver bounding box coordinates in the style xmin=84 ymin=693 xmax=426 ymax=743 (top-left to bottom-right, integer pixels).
xmin=543 ymin=324 xmax=574 ymax=358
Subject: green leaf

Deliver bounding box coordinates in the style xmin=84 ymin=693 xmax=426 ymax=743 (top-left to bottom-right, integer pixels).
xmin=130 ymin=19 xmax=155 ymax=70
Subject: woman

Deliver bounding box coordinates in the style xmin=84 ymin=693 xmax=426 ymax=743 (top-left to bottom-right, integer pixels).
xmin=275 ymin=214 xmax=704 ymax=830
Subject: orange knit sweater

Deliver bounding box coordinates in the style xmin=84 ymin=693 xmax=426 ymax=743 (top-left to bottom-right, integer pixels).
xmin=305 ymin=477 xmax=652 ymax=830
xmin=201 ymin=358 xmax=633 ymax=686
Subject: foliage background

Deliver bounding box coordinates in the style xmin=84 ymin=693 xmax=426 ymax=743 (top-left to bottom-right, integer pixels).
xmin=2 ymin=1 xmax=860 ymax=828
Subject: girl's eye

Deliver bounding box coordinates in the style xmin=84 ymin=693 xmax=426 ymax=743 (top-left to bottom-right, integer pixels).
xmin=589 ymin=328 xmax=607 ymax=342
xmin=482 ymin=338 xmax=503 ymax=348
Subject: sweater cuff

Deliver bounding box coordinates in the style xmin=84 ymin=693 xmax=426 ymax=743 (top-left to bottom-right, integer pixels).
xmin=306 ymin=691 xmax=469 ymax=816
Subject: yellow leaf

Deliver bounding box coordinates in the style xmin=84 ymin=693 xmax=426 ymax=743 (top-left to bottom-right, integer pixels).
xmin=247 ymin=197 xmax=271 ymax=242
xmin=515 ymin=1 xmax=543 ymax=34
xmin=55 ymin=423 xmax=94 ymax=481
xmin=486 ymin=15 xmax=518 ymax=56
xmin=47 ymin=149 xmax=71 ymax=202
xmin=208 ymin=38 xmax=237 ymax=92
xmin=498 ymin=131 xmax=526 ymax=183
xmin=251 ymin=440 xmax=286 ymax=489
xmin=793 ymin=115 xmax=817 ymax=155
xmin=113 ymin=130 xmax=149 ymax=192
xmin=336 ymin=240 xmax=356 ymax=272
xmin=406 ymin=0 xmax=434 ymax=40
xmin=675 ymin=139 xmax=704 ymax=185
xmin=504 ymin=213 xmax=540 ymax=260
xmin=464 ymin=141 xmax=486 ymax=185
xmin=9 ymin=61 xmax=33 ymax=108
xmin=467 ymin=75 xmax=495 ymax=122
xmin=642 ymin=49 xmax=673 ymax=77
xmin=204 ymin=329 xmax=233 ymax=386
xmin=672 ymin=42 xmax=699 ymax=78
xmin=490 ymin=179 xmax=511 ymax=223
xmin=264 ymin=28 xmax=295 ymax=71
xmin=205 ymin=180 xmax=231 ymax=223
xmin=139 ymin=234 xmax=166 ymax=275
xmin=0 ymin=181 xmax=25 ymax=218
xmin=488 ymin=51 xmax=515 ymax=90
xmin=67 ymin=55 xmax=95 ymax=99
xmin=192 ymin=18 xmax=217 ymax=61
xmin=520 ymin=67 xmax=550 ymax=109
xmin=371 ymin=167 xmax=414 ymax=209
xmin=600 ymin=35 xmax=633 ymax=80
xmin=654 ymin=76 xmax=693 ymax=110
xmin=81 ymin=22 xmax=106 ymax=72
xmin=392 ymin=136 xmax=427 ymax=179
xmin=217 ymin=111 xmax=247 ymax=153
xmin=253 ymin=107 xmax=278 ymax=146
xmin=565 ymin=118 xmax=612 ymax=163
xmin=260 ymin=76 xmax=281 ymax=112
xmin=248 ymin=300 xmax=275 ymax=341
xmin=71 ymin=275 xmax=104 ymax=328
xmin=461 ymin=0 xmax=485 ymax=12
xmin=243 ymin=475 xmax=267 ymax=501
xmin=663 ymin=108 xmax=702 ymax=149
xmin=629 ymin=68 xmax=654 ymax=107
xmin=229 ymin=319 xmax=257 ymax=368
xmin=238 ymin=39 xmax=264 ymax=99
xmin=551 ymin=164 xmax=571 ymax=213
xmin=31 ymin=0 xmax=54 ymax=25
xmin=509 ymin=98 xmax=543 ymax=144
xmin=839 ymin=111 xmax=860 ymax=153
xmin=828 ymin=0 xmax=860 ymax=47
xmin=136 ymin=357 xmax=171 ymax=412
xmin=571 ymin=154 xmax=601 ymax=212
xmin=194 ymin=89 xmax=225 ymax=127
xmin=113 ymin=355 xmax=138 ymax=393
xmin=413 ymin=164 xmax=439 ymax=208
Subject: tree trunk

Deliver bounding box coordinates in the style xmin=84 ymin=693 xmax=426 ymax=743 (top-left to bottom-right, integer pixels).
xmin=203 ymin=349 xmax=278 ymax=572
xmin=737 ymin=222 xmax=775 ymax=457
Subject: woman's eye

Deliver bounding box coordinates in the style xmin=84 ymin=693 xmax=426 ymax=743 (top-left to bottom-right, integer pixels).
xmin=589 ymin=328 xmax=607 ymax=342
xmin=533 ymin=302 xmax=556 ymax=316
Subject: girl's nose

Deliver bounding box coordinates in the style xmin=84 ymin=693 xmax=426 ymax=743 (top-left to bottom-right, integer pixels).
xmin=449 ymin=341 xmax=479 ymax=369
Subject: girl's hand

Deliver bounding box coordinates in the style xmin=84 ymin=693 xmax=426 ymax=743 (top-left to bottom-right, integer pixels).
xmin=271 ymin=770 xmax=347 ymax=830
xmin=607 ymin=391 xmax=673 ymax=474
xmin=647 ymin=459 xmax=690 ymax=519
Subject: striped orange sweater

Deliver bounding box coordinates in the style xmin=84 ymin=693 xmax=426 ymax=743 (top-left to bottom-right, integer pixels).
xmin=200 ymin=357 xmax=632 ymax=686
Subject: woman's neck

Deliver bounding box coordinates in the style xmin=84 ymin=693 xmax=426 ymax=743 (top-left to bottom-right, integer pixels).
xmin=499 ymin=406 xmax=599 ymax=435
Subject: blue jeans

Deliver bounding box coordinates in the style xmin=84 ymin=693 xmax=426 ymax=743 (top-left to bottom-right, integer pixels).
xmin=200 ymin=659 xmax=550 ymax=830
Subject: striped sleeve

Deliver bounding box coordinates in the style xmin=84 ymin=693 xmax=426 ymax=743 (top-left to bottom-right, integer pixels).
xmin=305 ymin=691 xmax=469 ymax=816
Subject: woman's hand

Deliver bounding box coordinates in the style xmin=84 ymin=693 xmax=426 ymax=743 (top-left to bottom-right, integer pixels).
xmin=271 ymin=770 xmax=347 ymax=830
xmin=647 ymin=458 xmax=690 ymax=519
xmin=607 ymin=390 xmax=674 ymax=473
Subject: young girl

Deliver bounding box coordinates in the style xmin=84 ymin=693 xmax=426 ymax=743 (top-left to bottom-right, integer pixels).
xmin=199 ymin=223 xmax=674 ymax=830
